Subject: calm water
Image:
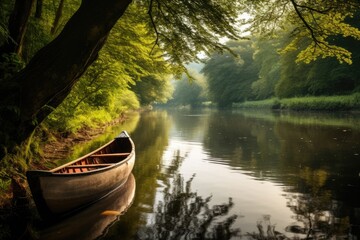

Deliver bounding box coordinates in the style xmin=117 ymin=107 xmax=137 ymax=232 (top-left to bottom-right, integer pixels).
xmin=33 ymin=109 xmax=360 ymax=239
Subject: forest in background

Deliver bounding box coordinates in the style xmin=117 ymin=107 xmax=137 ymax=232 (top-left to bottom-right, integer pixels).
xmin=169 ymin=35 xmax=360 ymax=109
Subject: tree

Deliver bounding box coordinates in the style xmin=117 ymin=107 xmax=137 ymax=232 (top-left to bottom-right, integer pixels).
xmin=245 ymin=0 xmax=360 ymax=64
xmin=251 ymin=38 xmax=281 ymax=100
xmin=274 ymin=21 xmax=360 ymax=98
xmin=202 ymin=40 xmax=258 ymax=108
xmin=168 ymin=70 xmax=208 ymax=108
xmin=0 ymin=0 xmax=35 ymax=56
xmin=0 ymin=0 xmax=241 ymax=157
xmin=131 ymin=75 xmax=173 ymax=106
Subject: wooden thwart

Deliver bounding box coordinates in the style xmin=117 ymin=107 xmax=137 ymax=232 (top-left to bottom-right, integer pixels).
xmin=89 ymin=153 xmax=130 ymax=157
xmin=66 ymin=164 xmax=112 ymax=169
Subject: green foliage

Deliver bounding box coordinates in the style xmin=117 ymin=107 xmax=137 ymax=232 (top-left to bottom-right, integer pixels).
xmin=104 ymin=3 xmax=175 ymax=106
xmin=132 ymin=75 xmax=173 ymax=106
xmin=284 ymin=11 xmax=360 ymax=65
xmin=43 ymin=3 xmax=178 ymax=132
xmin=235 ymin=94 xmax=360 ymax=111
xmin=146 ymin=0 xmax=242 ymax=64
xmin=202 ymin=40 xmax=259 ymax=108
xmin=167 ymin=69 xmax=208 ymax=108
xmin=279 ymin=95 xmax=358 ymax=111
xmin=251 ymin=38 xmax=281 ymax=100
xmin=245 ymin=0 xmax=360 ymax=64
xmin=274 ymin=26 xmax=360 ymax=98
xmin=22 ymin=16 xmax=54 ymax=62
xmin=0 ymin=53 xmax=24 ymax=80
xmin=0 ymin=133 xmax=41 ymax=180
xmin=233 ymin=98 xmax=280 ymax=109
xmin=273 ymin=33 xmax=309 ymax=98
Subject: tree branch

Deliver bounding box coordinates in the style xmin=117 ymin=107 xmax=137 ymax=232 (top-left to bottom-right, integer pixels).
xmin=289 ymin=0 xmax=322 ymax=47
xmin=148 ymin=0 xmax=160 ymax=54
xmin=295 ymin=4 xmax=332 ymax=14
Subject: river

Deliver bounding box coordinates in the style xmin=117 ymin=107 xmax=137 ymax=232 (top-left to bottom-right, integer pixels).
xmin=32 ymin=108 xmax=360 ymax=239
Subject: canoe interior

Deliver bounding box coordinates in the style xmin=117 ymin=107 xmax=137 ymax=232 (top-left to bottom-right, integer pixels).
xmin=52 ymin=136 xmax=133 ymax=174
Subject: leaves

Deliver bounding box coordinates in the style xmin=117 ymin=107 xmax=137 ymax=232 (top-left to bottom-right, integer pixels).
xmin=202 ymin=40 xmax=259 ymax=107
xmin=244 ymin=0 xmax=360 ymax=64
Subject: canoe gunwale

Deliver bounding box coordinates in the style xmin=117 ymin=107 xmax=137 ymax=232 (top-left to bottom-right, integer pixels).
xmin=27 ymin=131 xmax=135 ymax=177
xmin=49 ymin=138 xmax=116 ymax=173
xmin=26 ymin=150 xmax=135 ymax=177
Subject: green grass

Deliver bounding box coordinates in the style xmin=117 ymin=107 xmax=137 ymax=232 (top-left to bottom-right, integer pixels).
xmin=233 ymin=98 xmax=280 ymax=109
xmin=235 ymin=93 xmax=360 ymax=111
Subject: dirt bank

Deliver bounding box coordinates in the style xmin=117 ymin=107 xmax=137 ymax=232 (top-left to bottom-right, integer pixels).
xmin=41 ymin=116 xmax=127 ymax=164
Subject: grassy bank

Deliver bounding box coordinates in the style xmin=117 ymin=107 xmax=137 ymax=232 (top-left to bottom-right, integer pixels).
xmin=0 ymin=111 xmax=138 ymax=208
xmin=234 ymin=93 xmax=360 ymax=111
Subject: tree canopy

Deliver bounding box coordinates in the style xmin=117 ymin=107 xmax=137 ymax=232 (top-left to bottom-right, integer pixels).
xmin=244 ymin=0 xmax=360 ymax=64
xmin=202 ymin=40 xmax=258 ymax=108
xmin=0 ymin=0 xmax=242 ymax=157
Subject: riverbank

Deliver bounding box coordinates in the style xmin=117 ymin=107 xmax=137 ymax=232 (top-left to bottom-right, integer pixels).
xmin=234 ymin=94 xmax=360 ymax=111
xmin=0 ymin=113 xmax=130 ymax=209
xmin=41 ymin=114 xmax=129 ymax=164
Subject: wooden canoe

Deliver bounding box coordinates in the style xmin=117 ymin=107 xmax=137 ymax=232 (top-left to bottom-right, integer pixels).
xmin=37 ymin=174 xmax=136 ymax=240
xmin=26 ymin=131 xmax=135 ymax=220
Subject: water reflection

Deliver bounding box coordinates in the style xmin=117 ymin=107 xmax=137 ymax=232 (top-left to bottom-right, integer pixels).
xmin=136 ymin=149 xmax=239 ymax=240
xmin=88 ymin=109 xmax=359 ymax=239
xmin=200 ymin=110 xmax=360 ymax=238
xmin=136 ymin=174 xmax=238 ymax=240
xmin=33 ymin=174 xmax=135 ymax=240
xmin=6 ymin=109 xmax=358 ymax=239
xmin=99 ymin=110 xmax=172 ymax=239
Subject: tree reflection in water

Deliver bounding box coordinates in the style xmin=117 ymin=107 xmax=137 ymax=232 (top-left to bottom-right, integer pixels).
xmin=136 ymin=173 xmax=239 ymax=240
xmin=136 ymin=148 xmax=239 ymax=239
xmin=134 ymin=146 xmax=356 ymax=240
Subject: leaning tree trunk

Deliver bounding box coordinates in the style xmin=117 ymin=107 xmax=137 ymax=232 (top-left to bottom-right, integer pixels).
xmin=0 ymin=0 xmax=133 ymax=157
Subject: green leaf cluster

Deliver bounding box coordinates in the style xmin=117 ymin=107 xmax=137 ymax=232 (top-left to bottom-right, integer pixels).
xmin=167 ymin=68 xmax=208 ymax=108
xmin=244 ymin=0 xmax=360 ymax=64
xmin=202 ymin=40 xmax=259 ymax=108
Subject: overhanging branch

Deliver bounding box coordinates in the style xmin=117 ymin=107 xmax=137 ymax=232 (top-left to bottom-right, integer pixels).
xmin=148 ymin=0 xmax=160 ymax=54
xmin=289 ymin=0 xmax=323 ymax=48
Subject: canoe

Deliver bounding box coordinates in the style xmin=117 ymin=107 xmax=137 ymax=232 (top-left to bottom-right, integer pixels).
xmin=26 ymin=131 xmax=135 ymax=220
xmin=37 ymin=174 xmax=136 ymax=240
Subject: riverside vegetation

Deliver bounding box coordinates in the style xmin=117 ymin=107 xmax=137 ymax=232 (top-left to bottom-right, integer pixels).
xmin=234 ymin=94 xmax=360 ymax=111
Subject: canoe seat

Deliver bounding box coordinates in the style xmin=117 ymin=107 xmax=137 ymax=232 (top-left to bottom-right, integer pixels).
xmin=89 ymin=153 xmax=130 ymax=157
xmin=66 ymin=164 xmax=112 ymax=169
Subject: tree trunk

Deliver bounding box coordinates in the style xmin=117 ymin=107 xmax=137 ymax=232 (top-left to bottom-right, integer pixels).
xmin=0 ymin=0 xmax=35 ymax=56
xmin=0 ymin=0 xmax=133 ymax=156
xmin=35 ymin=0 xmax=43 ymax=19
xmin=51 ymin=0 xmax=65 ymax=35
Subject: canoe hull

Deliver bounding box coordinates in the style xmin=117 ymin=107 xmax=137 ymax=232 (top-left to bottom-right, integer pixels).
xmin=26 ymin=131 xmax=135 ymax=220
xmin=38 ymin=174 xmax=136 ymax=240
